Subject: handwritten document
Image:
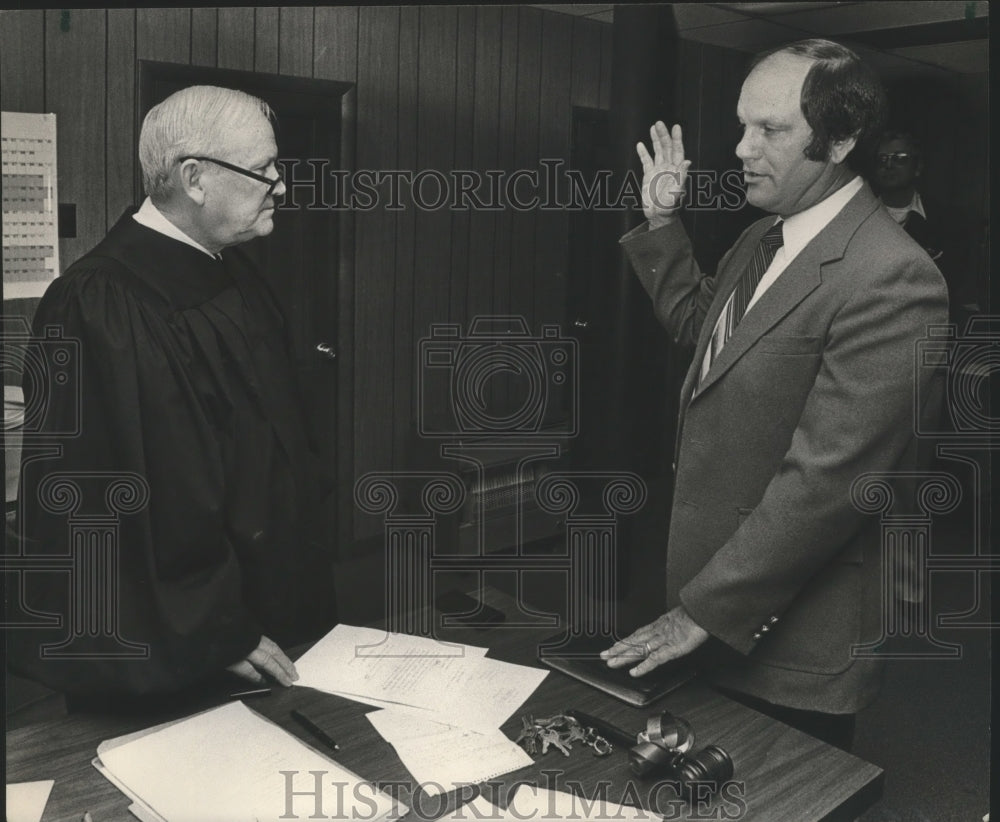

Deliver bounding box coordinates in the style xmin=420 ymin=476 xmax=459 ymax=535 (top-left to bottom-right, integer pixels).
xmin=295 ymin=624 xmax=547 ymax=731
xmin=366 ymin=710 xmax=533 ymax=796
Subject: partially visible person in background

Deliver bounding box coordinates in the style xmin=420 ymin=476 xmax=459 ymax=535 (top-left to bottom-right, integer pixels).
xmin=873 ymin=130 xmax=979 ymax=323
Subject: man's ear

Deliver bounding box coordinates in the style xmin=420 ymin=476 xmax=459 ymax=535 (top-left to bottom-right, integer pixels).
xmin=177 ymin=159 xmax=207 ymax=206
xmin=828 ymin=132 xmax=858 ymax=165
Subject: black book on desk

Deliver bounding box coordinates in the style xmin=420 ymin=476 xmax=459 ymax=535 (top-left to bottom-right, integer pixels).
xmin=538 ymin=633 xmax=695 ymax=707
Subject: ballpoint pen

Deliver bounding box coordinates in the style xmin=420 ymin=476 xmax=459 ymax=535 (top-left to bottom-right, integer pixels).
xmin=291 ymin=709 xmax=341 ymax=752
xmin=228 ymin=686 xmax=273 ymax=699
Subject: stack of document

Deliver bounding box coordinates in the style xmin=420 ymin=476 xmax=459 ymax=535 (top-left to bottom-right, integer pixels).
xmin=92 ymin=701 xmax=405 ymax=822
xmin=295 ymin=625 xmax=547 ymax=794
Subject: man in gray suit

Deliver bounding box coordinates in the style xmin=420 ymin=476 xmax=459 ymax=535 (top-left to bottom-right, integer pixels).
xmin=602 ymin=40 xmax=947 ymax=749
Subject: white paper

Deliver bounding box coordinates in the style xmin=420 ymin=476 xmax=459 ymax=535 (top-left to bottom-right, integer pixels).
xmin=295 ymin=624 xmax=546 ymax=731
xmin=96 ymin=701 xmax=402 ymax=822
xmin=505 ymin=786 xmax=663 ymax=821
xmin=92 ymin=755 xmax=168 ymax=822
xmin=1 ymin=112 xmax=60 ymax=298
xmin=5 ymin=780 xmax=54 ymax=822
xmin=423 ymin=655 xmax=550 ymax=731
xmin=296 ymin=625 xmax=488 ymax=693
xmin=366 ymin=710 xmax=533 ymax=797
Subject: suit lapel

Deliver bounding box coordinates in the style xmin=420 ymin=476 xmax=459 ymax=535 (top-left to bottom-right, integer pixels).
xmin=677 ymin=220 xmax=770 ymax=410
xmin=685 ymin=182 xmax=881 ymax=404
xmin=692 ymin=254 xmax=823 ymax=397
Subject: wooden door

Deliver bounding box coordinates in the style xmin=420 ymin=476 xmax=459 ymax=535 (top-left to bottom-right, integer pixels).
xmin=138 ymin=61 xmax=355 ymax=556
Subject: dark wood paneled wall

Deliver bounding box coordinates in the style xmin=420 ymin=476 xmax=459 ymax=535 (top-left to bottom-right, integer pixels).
xmin=5 ymin=9 xmax=984 ymax=548
xmin=673 ymin=39 xmax=756 ymax=273
xmin=0 ymin=6 xmax=615 ymax=543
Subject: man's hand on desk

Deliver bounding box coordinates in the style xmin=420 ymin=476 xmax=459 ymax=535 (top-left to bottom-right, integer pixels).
xmin=600 ymin=606 xmax=709 ymax=677
xmin=226 ymin=634 xmax=299 ymax=687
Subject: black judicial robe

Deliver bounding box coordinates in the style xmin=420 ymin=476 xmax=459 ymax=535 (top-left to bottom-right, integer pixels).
xmin=10 ymin=212 xmax=337 ymax=696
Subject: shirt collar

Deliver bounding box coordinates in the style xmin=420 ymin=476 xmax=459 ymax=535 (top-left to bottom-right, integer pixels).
xmin=132 ymin=197 xmax=219 ymax=258
xmin=907 ymin=191 xmax=927 ymax=219
xmin=778 ymin=175 xmax=864 ymax=264
xmin=881 ymin=190 xmax=926 ymax=223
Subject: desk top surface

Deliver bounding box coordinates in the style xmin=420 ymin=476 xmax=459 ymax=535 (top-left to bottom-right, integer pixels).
xmin=6 ymin=588 xmax=882 ymax=822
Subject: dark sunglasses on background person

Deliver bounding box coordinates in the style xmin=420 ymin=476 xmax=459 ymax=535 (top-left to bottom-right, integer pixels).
xmin=876 ymin=152 xmax=916 ymax=168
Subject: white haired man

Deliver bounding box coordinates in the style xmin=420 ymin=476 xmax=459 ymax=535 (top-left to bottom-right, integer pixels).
xmin=12 ymin=85 xmax=337 ymax=707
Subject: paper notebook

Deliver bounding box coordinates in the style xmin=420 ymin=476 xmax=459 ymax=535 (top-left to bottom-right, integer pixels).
xmin=93 ymin=701 xmax=406 ymax=822
xmin=538 ymin=633 xmax=694 ymax=707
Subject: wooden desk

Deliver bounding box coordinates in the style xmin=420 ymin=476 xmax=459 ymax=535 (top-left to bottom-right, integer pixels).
xmin=6 ymin=588 xmax=882 ymax=821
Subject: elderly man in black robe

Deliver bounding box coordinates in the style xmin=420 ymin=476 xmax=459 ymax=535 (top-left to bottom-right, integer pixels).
xmin=11 ymin=85 xmax=337 ymax=705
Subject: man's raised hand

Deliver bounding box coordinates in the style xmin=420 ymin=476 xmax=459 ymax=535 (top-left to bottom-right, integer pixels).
xmin=638 ymin=121 xmax=692 ymax=228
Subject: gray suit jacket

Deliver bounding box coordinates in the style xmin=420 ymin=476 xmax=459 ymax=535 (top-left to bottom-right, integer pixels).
xmin=621 ymin=182 xmax=948 ymax=713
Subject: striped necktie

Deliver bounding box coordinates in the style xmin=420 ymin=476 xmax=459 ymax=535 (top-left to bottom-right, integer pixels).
xmin=701 ymin=221 xmax=784 ymax=382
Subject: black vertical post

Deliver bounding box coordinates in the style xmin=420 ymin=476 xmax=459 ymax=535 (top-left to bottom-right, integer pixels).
xmin=604 ymin=5 xmax=679 ymax=475
xmin=567 ymin=7 xmax=680 ymax=611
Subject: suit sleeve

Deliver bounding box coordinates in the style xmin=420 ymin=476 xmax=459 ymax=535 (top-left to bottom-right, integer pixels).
xmin=11 ymin=263 xmax=261 ymax=696
xmin=619 ymin=219 xmax=748 ymax=347
xmin=678 ymin=250 xmax=948 ymax=654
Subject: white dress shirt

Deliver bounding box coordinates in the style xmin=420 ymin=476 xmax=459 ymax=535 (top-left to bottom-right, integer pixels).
xmin=132 ymin=197 xmax=218 ymax=258
xmin=700 ymin=175 xmax=864 ymax=382
xmin=883 ymin=190 xmax=926 ymax=225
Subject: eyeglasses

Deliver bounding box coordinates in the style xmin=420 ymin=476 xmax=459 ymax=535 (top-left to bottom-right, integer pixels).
xmin=178 ymin=155 xmax=284 ymax=195
xmin=876 ymin=152 xmax=915 ymax=168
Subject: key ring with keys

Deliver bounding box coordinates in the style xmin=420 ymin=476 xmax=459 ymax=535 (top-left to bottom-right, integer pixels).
xmin=515 ymin=713 xmax=614 ymax=757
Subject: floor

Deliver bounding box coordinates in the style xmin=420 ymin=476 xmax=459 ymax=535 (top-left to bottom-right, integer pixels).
xmin=852 ymin=516 xmax=992 ymax=822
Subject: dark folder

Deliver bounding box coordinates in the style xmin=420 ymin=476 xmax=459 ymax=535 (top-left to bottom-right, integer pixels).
xmin=538 ymin=633 xmax=695 ymax=707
